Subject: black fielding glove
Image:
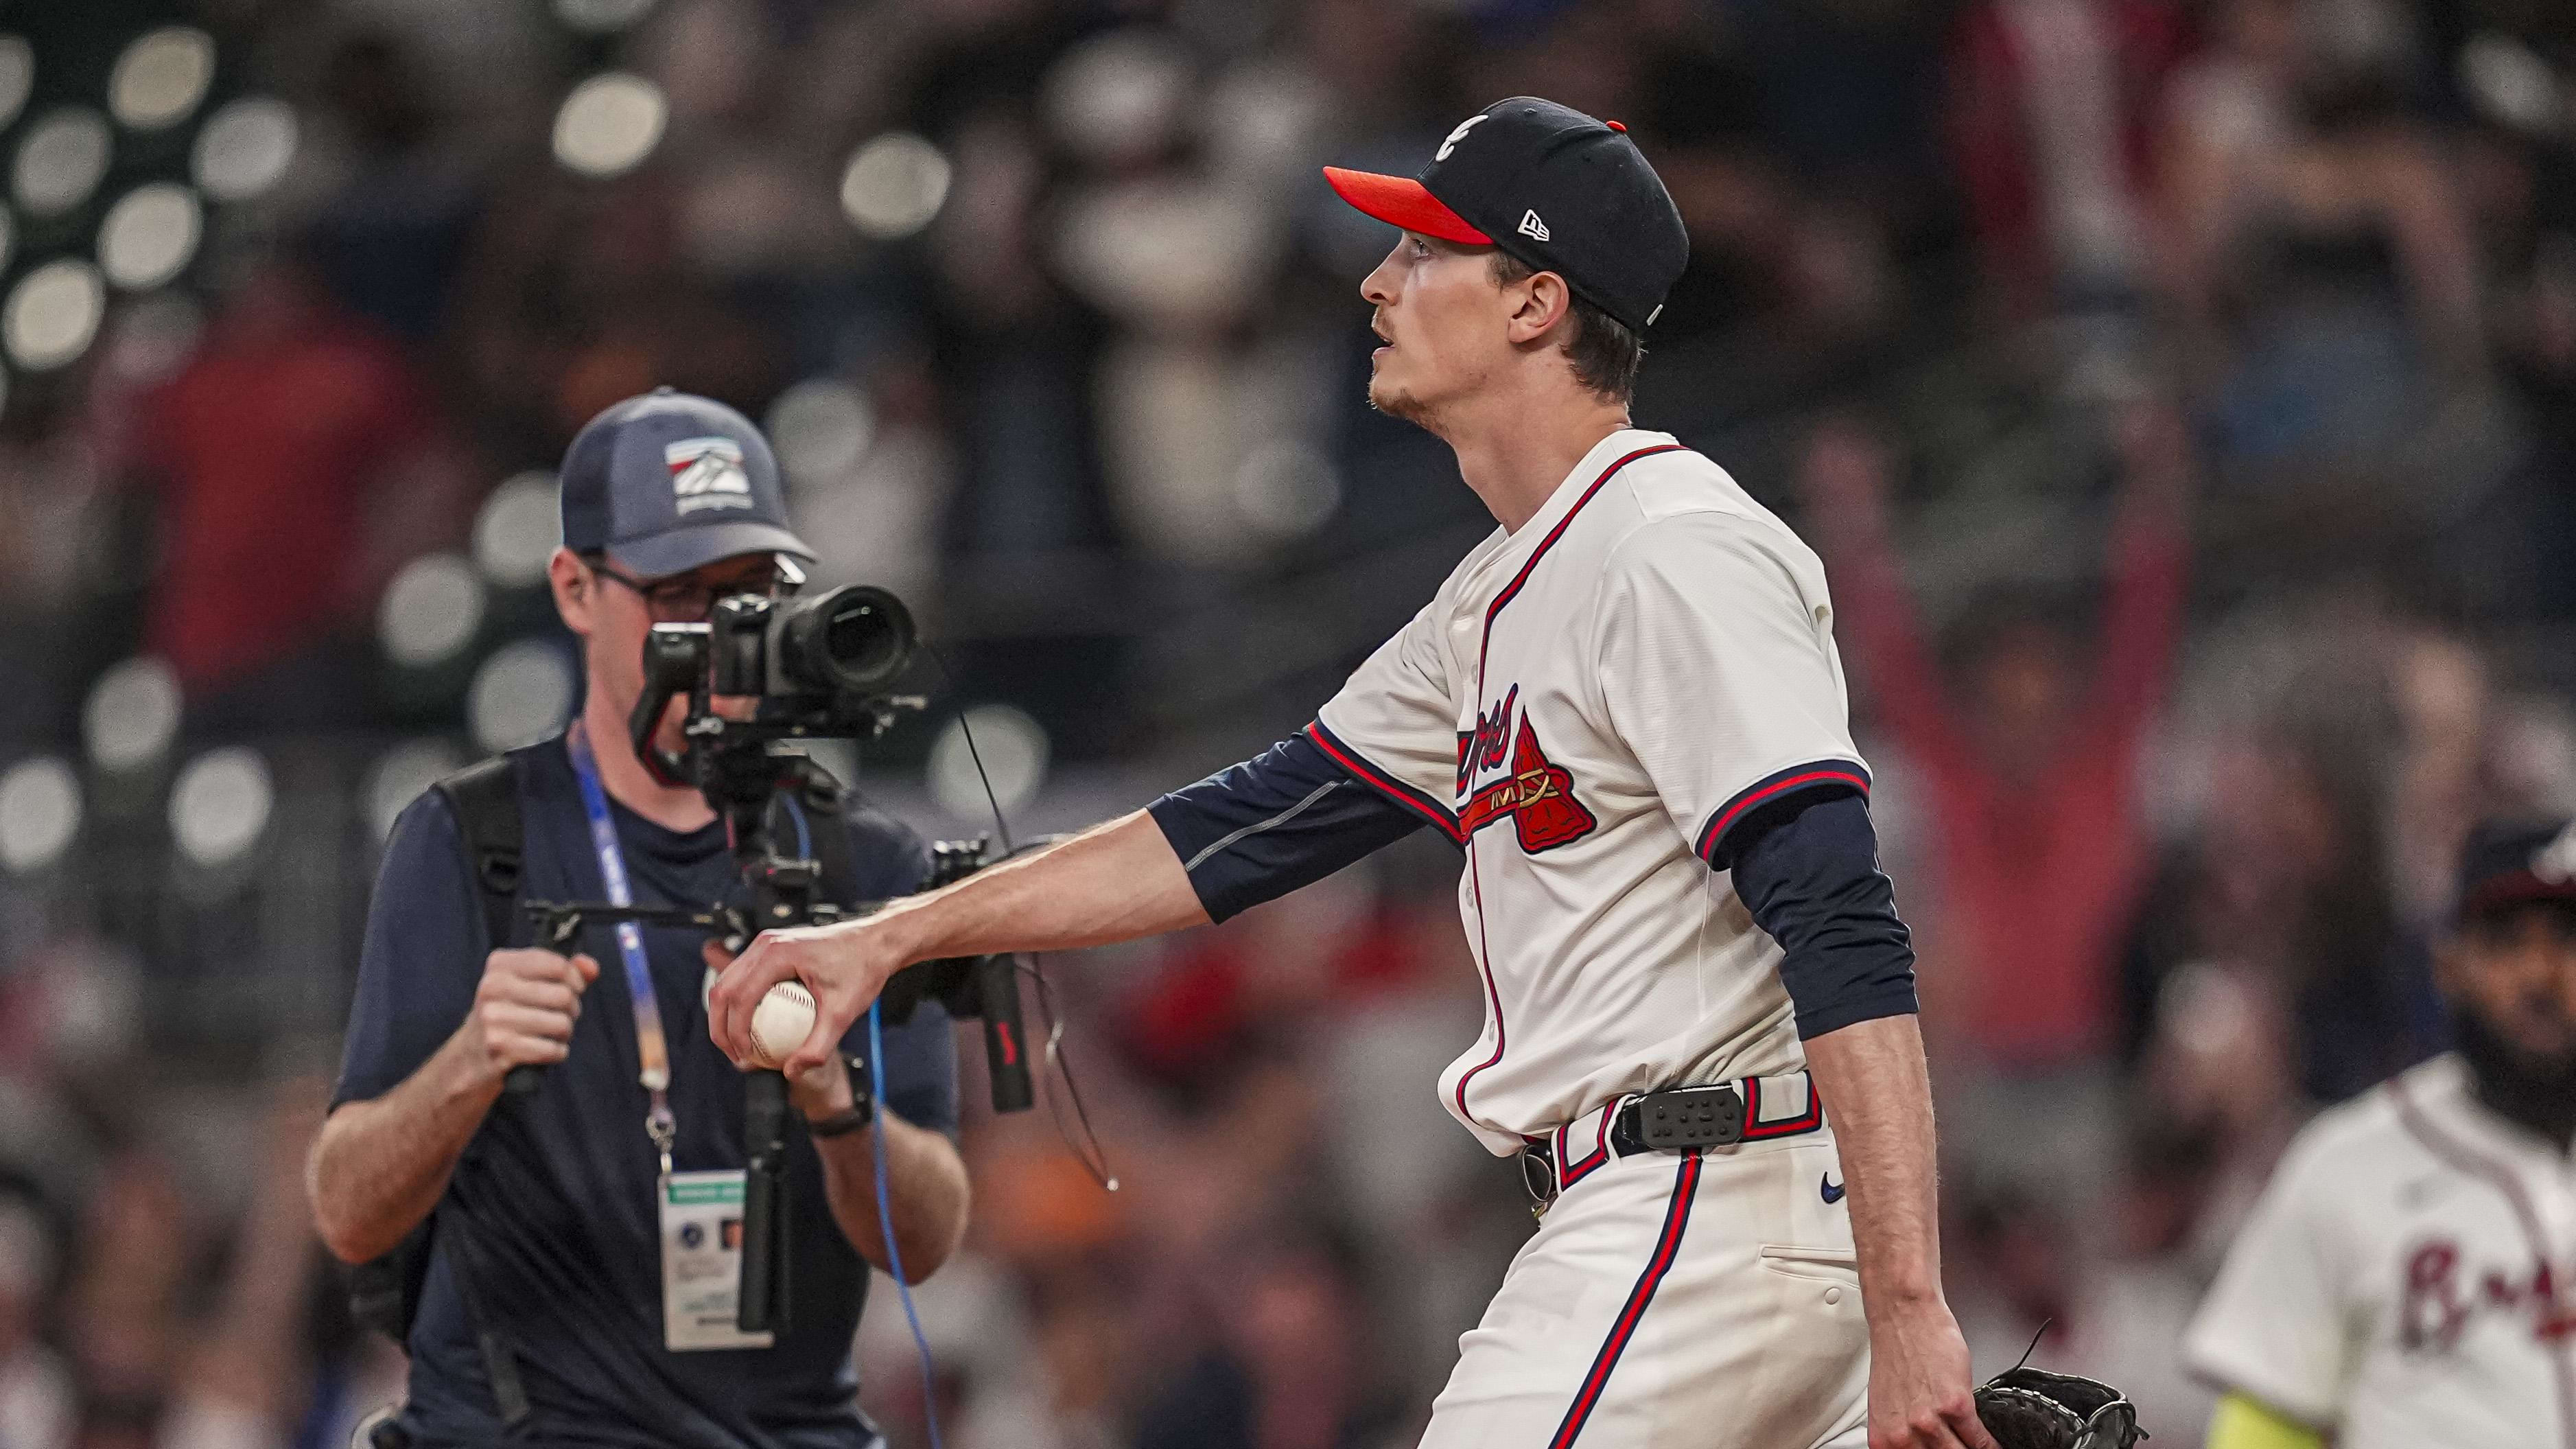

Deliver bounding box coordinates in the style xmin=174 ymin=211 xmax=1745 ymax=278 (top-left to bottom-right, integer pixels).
xmin=1974 ymin=1366 xmax=2146 ymax=1449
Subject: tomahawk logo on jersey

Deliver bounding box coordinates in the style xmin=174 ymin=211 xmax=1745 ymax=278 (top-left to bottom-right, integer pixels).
xmin=1456 ymin=709 xmax=1597 ymax=853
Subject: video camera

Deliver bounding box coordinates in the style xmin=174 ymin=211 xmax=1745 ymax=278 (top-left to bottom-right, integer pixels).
xmin=518 ymin=581 xmax=1033 ymax=1336
xmin=632 ymin=585 xmax=920 ymax=781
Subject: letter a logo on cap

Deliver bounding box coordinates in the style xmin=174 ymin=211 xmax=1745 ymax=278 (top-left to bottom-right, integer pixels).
xmin=1436 ymin=113 xmax=1489 ymax=162
xmin=1517 ymin=210 xmax=1550 ymax=243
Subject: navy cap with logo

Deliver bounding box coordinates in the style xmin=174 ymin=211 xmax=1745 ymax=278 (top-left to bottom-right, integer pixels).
xmin=558 ymin=388 xmax=816 ymax=578
xmin=2455 ymin=817 xmax=2576 ymax=923
xmin=1323 ymin=96 xmax=1689 ymax=335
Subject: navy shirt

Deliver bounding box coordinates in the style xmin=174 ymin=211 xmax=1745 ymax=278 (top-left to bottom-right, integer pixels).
xmin=333 ymin=736 xmax=959 ymax=1449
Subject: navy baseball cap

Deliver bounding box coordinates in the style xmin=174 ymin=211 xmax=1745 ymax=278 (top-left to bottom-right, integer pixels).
xmin=1324 ymin=97 xmax=1689 ymax=334
xmin=2455 ymin=818 xmax=2576 ymax=923
xmin=557 ymin=389 xmax=816 ymax=578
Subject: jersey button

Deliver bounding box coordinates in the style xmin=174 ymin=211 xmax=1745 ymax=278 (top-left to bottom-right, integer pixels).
xmin=1823 ymin=1287 xmax=1843 ymax=1306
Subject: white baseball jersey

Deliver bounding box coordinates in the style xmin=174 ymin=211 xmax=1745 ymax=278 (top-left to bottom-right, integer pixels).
xmin=2185 ymin=1054 xmax=2576 ymax=1448
xmin=1311 ymin=428 xmax=1868 ymax=1152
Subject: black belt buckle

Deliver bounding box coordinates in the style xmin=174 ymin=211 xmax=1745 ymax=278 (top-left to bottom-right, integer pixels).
xmin=1518 ymin=1140 xmax=1556 ymax=1217
xmin=1628 ymin=1084 xmax=1746 ymax=1150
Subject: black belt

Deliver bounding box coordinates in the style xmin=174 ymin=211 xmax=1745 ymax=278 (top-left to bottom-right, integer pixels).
xmin=1518 ymin=1076 xmax=1823 ymax=1211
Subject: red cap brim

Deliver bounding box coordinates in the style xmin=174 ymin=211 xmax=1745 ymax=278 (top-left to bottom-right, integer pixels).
xmin=1322 ymin=167 xmax=1490 ymax=246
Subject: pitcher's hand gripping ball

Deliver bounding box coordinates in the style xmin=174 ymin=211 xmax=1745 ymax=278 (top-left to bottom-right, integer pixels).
xmin=1974 ymin=1367 xmax=2145 ymax=1449
xmin=749 ymin=982 xmax=818 ymax=1070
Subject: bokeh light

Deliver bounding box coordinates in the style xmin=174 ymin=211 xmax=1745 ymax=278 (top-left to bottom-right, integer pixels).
xmin=108 ymin=27 xmax=215 ymax=131
xmin=168 ymin=746 xmax=272 ymax=868
xmin=191 ymin=96 xmax=296 ymax=202
xmin=5 ymin=259 xmax=106 ymax=371
xmin=928 ymin=704 xmax=1050 ymax=818
xmin=82 ymin=657 xmax=180 ymax=775
xmin=367 ymin=739 xmax=465 ymax=842
xmin=838 ymin=134 xmax=950 ymax=240
xmin=97 ymin=183 xmax=202 ymax=290
xmin=1040 ymin=30 xmax=1191 ymax=169
xmin=13 ymin=107 xmax=111 ymax=216
xmin=1232 ymin=440 xmax=1342 ymax=540
xmin=0 ymin=36 xmax=31 ymax=132
xmin=378 ymin=553 xmax=487 ymax=668
xmin=471 ymin=472 xmax=561 ymax=588
xmin=2459 ymin=34 xmax=2563 ymax=137
xmin=469 ymin=640 xmax=576 ymax=753
xmin=0 ymin=756 xmax=81 ymax=875
xmin=766 ymin=380 xmax=875 ymax=487
xmin=552 ymin=73 xmax=666 ymax=178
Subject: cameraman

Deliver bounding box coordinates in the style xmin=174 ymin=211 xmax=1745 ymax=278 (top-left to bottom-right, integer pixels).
xmin=307 ymin=391 xmax=971 ymax=1448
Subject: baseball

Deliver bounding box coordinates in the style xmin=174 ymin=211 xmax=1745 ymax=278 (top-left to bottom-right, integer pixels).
xmin=749 ymin=982 xmax=818 ymax=1069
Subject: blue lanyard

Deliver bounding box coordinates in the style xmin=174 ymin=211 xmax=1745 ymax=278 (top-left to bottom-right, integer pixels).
xmin=566 ymin=723 xmax=680 ymax=1176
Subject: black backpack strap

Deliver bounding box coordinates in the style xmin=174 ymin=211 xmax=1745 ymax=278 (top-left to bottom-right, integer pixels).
xmin=434 ymin=755 xmax=526 ymax=953
xmin=434 ymin=1196 xmax=531 ymax=1426
xmin=410 ymin=753 xmax=532 ymax=1424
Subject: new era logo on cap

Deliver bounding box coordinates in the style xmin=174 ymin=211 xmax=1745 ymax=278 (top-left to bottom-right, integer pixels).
xmin=1517 ymin=209 xmax=1550 ymax=243
xmin=667 ymin=437 xmax=753 ymax=513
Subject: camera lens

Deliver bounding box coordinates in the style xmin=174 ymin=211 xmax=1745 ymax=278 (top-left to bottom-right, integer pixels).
xmin=773 ymin=585 xmax=914 ymax=694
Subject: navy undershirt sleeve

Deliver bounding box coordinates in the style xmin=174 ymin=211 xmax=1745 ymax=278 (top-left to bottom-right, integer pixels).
xmin=1721 ymin=791 xmax=1921 ymax=1039
xmin=1147 ymin=730 xmax=1426 ymax=923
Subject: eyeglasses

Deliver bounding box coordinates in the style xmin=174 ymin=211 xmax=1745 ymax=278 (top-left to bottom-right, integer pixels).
xmin=589 ymin=557 xmax=795 ymax=622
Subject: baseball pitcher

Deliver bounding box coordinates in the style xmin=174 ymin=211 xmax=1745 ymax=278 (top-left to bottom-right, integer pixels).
xmin=712 ymin=98 xmax=1998 ymax=1449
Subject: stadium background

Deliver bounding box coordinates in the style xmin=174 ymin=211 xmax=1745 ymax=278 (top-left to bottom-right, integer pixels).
xmin=0 ymin=0 xmax=2572 ymax=1444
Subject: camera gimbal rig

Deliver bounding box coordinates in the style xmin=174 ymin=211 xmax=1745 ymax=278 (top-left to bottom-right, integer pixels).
xmin=511 ymin=587 xmax=1034 ymax=1336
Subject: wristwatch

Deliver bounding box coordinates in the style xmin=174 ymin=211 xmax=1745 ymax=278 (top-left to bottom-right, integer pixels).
xmin=806 ymin=1054 xmax=876 ymax=1138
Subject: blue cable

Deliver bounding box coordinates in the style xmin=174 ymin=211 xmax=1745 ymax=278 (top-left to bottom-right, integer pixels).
xmin=791 ymin=796 xmax=941 ymax=1447
xmin=867 ymin=1001 xmax=944 ymax=1449
xmin=784 ymin=796 xmax=814 ymax=863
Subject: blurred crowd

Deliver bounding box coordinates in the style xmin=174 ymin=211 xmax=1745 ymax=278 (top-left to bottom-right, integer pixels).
xmin=2 ymin=0 xmax=2575 ymax=1445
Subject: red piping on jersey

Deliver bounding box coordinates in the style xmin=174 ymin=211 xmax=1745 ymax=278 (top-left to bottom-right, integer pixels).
xmin=1456 ymin=846 xmax=1506 ymax=1128
xmin=1547 ymin=1152 xmax=1702 ymax=1448
xmin=2389 ymin=1076 xmax=2576 ymax=1449
xmin=1453 ymin=441 xmax=1684 ymax=1126
xmin=1558 ymin=1103 xmax=1614 ymax=1190
xmin=1695 ymin=763 xmax=1873 ymax=864
xmin=1475 ymin=443 xmax=1686 ymax=684
xmin=1305 ymin=721 xmax=1463 ymax=842
xmin=1739 ymin=1072 xmax=1827 ymax=1140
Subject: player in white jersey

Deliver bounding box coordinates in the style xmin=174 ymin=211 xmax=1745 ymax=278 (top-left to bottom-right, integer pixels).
xmin=2185 ymin=816 xmax=2576 ymax=1449
xmin=711 ymin=97 xmax=1996 ymax=1449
